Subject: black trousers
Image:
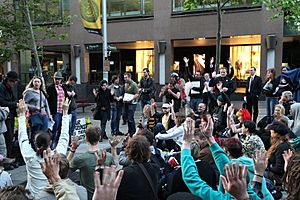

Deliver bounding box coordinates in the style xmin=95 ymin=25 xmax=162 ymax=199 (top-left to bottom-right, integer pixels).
xmin=246 ymin=95 xmax=259 ymax=123
xmin=4 ymin=118 xmax=15 ymax=158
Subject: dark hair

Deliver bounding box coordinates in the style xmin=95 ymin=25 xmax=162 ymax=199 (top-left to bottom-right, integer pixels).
xmin=222 ymin=138 xmax=243 ymax=158
xmin=140 ymin=129 xmax=155 ymax=146
xmin=124 ymin=72 xmax=132 ymax=79
xmin=86 ymin=126 xmax=101 ymax=145
xmin=58 ymin=154 xmax=69 ymax=179
xmin=125 ymin=135 xmax=150 ymax=163
xmin=266 ymin=68 xmax=276 ymax=81
xmin=68 ymin=75 xmax=77 ymax=83
xmin=242 ymin=120 xmax=256 ymax=134
xmin=100 ymin=80 xmax=108 ymax=86
xmin=0 ymin=186 xmax=32 ymax=200
xmin=251 ymin=67 xmax=256 ymax=71
xmin=175 ymin=112 xmax=185 ymax=125
xmin=268 ymin=121 xmax=289 ymax=136
xmin=143 ymin=68 xmax=149 ymax=73
xmin=35 ymin=131 xmax=52 ymax=157
xmin=168 ymin=80 xmax=176 ymax=87
xmin=284 ymin=153 xmax=300 ymax=200
xmin=111 ymin=75 xmax=119 ymax=84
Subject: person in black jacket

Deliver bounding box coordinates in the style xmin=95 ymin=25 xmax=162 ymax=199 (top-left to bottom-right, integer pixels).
xmin=93 ymin=80 xmax=113 ymax=140
xmin=46 ymin=71 xmax=67 ymax=149
xmin=139 ymin=68 xmax=155 ymax=111
xmin=184 ymin=57 xmax=205 ymax=112
xmin=63 ymin=75 xmax=78 ymax=140
xmin=116 ymin=135 xmax=160 ymax=200
xmin=265 ymin=121 xmax=291 ymax=187
xmin=209 ymin=67 xmax=235 ymax=98
xmin=0 ymin=71 xmax=19 ymax=164
xmin=245 ymin=67 xmax=262 ymax=123
xmin=262 ymin=68 xmax=279 ymax=123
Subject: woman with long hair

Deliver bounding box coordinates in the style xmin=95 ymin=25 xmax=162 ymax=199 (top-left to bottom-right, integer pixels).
xmin=262 ymin=68 xmax=279 ymax=123
xmin=265 ymin=121 xmax=290 ymax=186
xmin=23 ymin=77 xmax=52 ymax=137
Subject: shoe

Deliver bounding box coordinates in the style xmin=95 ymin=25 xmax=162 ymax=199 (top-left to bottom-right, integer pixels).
xmin=3 ymin=164 xmax=14 ymax=171
xmin=102 ymin=135 xmax=108 ymax=140
xmin=115 ymin=131 xmax=124 ymax=136
xmin=11 ymin=162 xmax=19 ymax=168
xmin=3 ymin=158 xmax=16 ymax=164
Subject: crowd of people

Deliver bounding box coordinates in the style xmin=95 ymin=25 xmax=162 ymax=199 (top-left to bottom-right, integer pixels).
xmin=0 ymin=59 xmax=299 ymax=200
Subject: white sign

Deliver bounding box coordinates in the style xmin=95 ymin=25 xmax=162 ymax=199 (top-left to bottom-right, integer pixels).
xmin=74 ymin=118 xmax=87 ymax=140
xmin=191 ymin=81 xmax=201 ymax=94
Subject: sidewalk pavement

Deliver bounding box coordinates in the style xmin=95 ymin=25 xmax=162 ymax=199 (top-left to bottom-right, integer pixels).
xmin=10 ymin=101 xmax=268 ymax=186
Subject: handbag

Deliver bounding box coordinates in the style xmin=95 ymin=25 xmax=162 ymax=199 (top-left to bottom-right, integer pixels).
xmin=137 ymin=162 xmax=158 ymax=200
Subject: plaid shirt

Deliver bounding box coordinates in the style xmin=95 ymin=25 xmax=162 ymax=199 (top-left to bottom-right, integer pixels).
xmin=55 ymin=85 xmax=65 ymax=113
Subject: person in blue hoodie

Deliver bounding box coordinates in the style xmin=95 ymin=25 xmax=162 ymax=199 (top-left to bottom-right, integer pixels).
xmin=181 ymin=116 xmax=274 ymax=200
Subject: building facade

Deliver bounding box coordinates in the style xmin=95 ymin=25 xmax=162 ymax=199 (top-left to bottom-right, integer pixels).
xmin=3 ymin=0 xmax=300 ymax=98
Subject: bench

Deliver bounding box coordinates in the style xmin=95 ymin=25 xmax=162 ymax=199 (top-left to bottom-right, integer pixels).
xmin=76 ymin=99 xmax=93 ymax=113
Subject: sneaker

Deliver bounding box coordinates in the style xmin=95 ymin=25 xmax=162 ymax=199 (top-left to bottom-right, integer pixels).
xmin=3 ymin=164 xmax=14 ymax=171
xmin=115 ymin=131 xmax=124 ymax=136
xmin=2 ymin=158 xmax=16 ymax=164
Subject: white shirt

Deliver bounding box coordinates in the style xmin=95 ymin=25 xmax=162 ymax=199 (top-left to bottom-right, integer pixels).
xmin=18 ymin=115 xmax=70 ymax=197
xmin=155 ymin=125 xmax=184 ymax=146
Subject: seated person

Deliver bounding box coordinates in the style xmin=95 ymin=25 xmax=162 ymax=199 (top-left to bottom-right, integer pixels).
xmin=155 ymin=112 xmax=185 ymax=151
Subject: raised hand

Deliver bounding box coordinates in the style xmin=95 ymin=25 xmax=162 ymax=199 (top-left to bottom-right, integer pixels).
xmin=18 ymin=99 xmax=27 ymax=115
xmin=200 ymin=115 xmax=214 ymax=139
xmin=183 ymin=117 xmax=195 ymax=143
xmin=96 ymin=149 xmax=107 ymax=166
xmin=227 ymin=58 xmax=232 ymax=66
xmin=220 ymin=163 xmax=249 ymax=200
xmin=253 ymin=150 xmax=268 ymax=176
xmin=183 ymin=57 xmax=189 ymax=65
xmin=109 ymin=136 xmax=122 ymax=148
xmin=70 ymin=135 xmax=80 ymax=152
xmin=283 ymin=149 xmax=293 ymax=172
xmin=62 ymin=98 xmax=70 ymax=115
xmin=40 ymin=148 xmax=61 ymax=184
xmin=92 ymin=166 xmax=124 ymax=200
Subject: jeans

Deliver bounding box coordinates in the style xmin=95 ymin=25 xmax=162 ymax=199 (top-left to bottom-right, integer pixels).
xmin=190 ymin=98 xmax=203 ymax=112
xmin=125 ymin=103 xmax=137 ymax=135
xmin=69 ymin=111 xmax=77 ymax=136
xmin=266 ymin=97 xmax=278 ymax=123
xmin=4 ymin=118 xmax=14 ymax=158
xmin=51 ymin=112 xmax=63 ymax=149
xmin=141 ymin=100 xmax=151 ymax=112
xmin=99 ymin=110 xmax=109 ymax=135
xmin=0 ymin=134 xmax=7 ymax=157
xmin=153 ymin=123 xmax=166 ymax=136
xmin=111 ymin=107 xmax=122 ymax=134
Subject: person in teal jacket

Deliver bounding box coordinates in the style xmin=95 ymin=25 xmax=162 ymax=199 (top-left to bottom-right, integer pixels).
xmin=181 ymin=116 xmax=273 ymax=200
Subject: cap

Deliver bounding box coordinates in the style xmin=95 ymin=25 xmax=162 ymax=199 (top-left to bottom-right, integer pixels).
xmin=170 ymin=72 xmax=179 ymax=78
xmin=162 ymin=103 xmax=170 ymax=108
xmin=52 ymin=71 xmax=63 ymax=79
xmin=6 ymin=71 xmax=19 ymax=81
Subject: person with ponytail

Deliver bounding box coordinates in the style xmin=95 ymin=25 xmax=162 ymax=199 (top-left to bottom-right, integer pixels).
xmin=17 ymin=98 xmax=70 ymax=197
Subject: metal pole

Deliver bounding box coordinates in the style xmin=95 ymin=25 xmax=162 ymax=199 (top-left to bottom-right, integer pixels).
xmin=102 ymin=0 xmax=108 ymax=81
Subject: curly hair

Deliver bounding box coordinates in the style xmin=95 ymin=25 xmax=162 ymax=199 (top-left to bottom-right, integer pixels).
xmin=284 ymin=153 xmax=300 ymax=200
xmin=267 ymin=134 xmax=289 ymax=159
xmin=125 ymin=135 xmax=150 ymax=163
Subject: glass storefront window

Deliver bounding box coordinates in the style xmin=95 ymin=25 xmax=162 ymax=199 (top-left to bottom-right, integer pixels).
xmin=230 ymin=45 xmax=261 ymax=80
xmin=107 ymin=0 xmax=153 ymax=17
xmin=172 ymin=0 xmax=260 ymax=13
xmin=136 ymin=49 xmax=154 ymax=81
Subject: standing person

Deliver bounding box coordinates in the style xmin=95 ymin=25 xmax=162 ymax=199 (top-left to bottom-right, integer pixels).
xmin=46 ymin=71 xmax=67 ymax=149
xmin=245 ymin=67 xmax=262 ymax=123
xmin=0 ymin=71 xmax=19 ymax=162
xmin=63 ymin=75 xmax=78 ymax=138
xmin=159 ymin=81 xmax=181 ymax=112
xmin=209 ymin=67 xmax=235 ymax=98
xmin=23 ymin=76 xmax=52 ymax=142
xmin=123 ymin=73 xmax=139 ymax=136
xmin=109 ymin=75 xmax=124 ymax=136
xmin=139 ymin=68 xmax=155 ymax=110
xmin=184 ymin=57 xmax=205 ymax=112
xmin=262 ymin=68 xmax=279 ymax=123
xmin=93 ymin=80 xmax=113 ymax=140
xmin=170 ymin=72 xmax=185 ymax=110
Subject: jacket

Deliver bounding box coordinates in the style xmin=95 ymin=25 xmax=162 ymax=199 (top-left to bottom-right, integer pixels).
xmin=262 ymin=79 xmax=279 ymax=98
xmin=35 ymin=178 xmax=87 ymax=200
xmin=209 ymin=142 xmax=274 ymax=200
xmin=46 ymin=84 xmax=67 ymax=115
xmin=245 ymin=75 xmax=262 ymax=97
xmin=0 ymin=81 xmax=18 ymax=118
xmin=139 ymin=76 xmax=155 ymax=101
xmin=18 ymin=114 xmax=69 ymax=197
xmin=108 ymin=84 xmax=124 ymax=108
xmin=209 ymin=76 xmax=235 ymax=97
xmin=95 ymin=88 xmax=113 ymax=110
xmin=62 ymin=83 xmax=78 ymax=112
xmin=0 ymin=108 xmax=8 ymax=133
xmin=181 ymin=149 xmax=261 ymax=200
xmin=23 ymin=88 xmax=51 ymax=116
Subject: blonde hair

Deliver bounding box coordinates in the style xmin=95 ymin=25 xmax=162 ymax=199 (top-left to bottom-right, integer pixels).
xmin=274 ymin=104 xmax=285 ymax=116
xmin=267 ymin=134 xmax=289 ymax=158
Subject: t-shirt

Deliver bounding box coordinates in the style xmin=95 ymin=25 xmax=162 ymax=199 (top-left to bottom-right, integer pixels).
xmin=70 ymin=151 xmax=114 ymax=200
xmin=0 ymin=170 xmax=13 ymax=189
xmin=162 ymin=113 xmax=172 ymax=130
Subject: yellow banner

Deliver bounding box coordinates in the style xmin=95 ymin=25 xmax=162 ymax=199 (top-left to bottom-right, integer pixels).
xmin=79 ymin=0 xmax=101 ymax=35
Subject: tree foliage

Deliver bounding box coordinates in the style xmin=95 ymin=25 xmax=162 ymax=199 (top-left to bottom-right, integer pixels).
xmin=0 ymin=0 xmax=71 ymax=64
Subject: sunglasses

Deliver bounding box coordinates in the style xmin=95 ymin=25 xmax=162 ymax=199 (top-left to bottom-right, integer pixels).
xmin=162 ymin=107 xmax=169 ymax=109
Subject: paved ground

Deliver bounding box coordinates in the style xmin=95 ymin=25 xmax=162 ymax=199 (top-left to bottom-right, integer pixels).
xmin=9 ymin=101 xmax=268 ymax=186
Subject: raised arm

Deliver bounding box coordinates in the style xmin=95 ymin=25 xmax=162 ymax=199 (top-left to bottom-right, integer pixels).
xmin=56 ymin=98 xmax=70 ymax=155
